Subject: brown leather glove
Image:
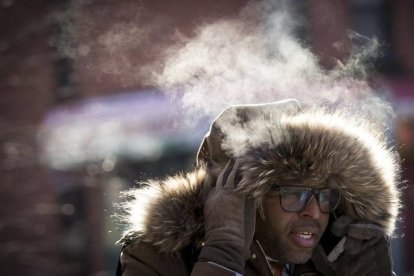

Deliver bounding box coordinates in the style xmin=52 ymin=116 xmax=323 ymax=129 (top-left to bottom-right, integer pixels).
xmin=197 ymin=159 xmax=256 ymax=274
xmin=312 ymin=215 xmax=394 ymax=276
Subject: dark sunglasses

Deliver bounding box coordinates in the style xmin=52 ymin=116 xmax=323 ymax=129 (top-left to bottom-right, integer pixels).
xmin=271 ymin=186 xmax=341 ymax=213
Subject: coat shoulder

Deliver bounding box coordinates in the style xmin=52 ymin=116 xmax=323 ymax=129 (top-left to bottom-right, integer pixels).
xmin=121 ymin=239 xmax=194 ymax=276
xmin=118 ymin=168 xmax=207 ymax=252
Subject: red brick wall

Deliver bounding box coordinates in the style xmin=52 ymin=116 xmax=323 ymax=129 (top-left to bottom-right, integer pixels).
xmin=0 ymin=1 xmax=61 ymax=275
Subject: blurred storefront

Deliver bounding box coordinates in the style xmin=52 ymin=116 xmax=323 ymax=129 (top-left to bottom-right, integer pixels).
xmin=38 ymin=91 xmax=206 ymax=275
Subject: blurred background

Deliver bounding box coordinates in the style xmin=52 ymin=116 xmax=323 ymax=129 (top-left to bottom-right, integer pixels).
xmin=1 ymin=0 xmax=413 ymax=275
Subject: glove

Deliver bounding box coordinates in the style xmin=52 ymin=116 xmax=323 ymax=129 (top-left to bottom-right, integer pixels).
xmin=197 ymin=159 xmax=256 ymax=274
xmin=312 ymin=215 xmax=394 ymax=276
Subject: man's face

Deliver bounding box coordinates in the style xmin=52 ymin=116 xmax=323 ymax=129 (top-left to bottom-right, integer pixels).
xmin=254 ymin=187 xmax=330 ymax=264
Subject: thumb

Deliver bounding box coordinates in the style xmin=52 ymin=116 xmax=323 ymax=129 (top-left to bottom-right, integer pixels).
xmin=243 ymin=196 xmax=256 ymax=259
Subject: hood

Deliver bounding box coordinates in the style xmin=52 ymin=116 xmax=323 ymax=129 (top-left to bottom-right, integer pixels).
xmin=118 ymin=106 xmax=401 ymax=253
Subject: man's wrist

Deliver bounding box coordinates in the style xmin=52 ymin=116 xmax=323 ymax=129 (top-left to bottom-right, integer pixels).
xmin=198 ymin=242 xmax=245 ymax=274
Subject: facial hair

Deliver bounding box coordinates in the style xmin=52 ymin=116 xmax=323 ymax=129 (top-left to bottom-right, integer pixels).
xmin=257 ymin=217 xmax=322 ymax=264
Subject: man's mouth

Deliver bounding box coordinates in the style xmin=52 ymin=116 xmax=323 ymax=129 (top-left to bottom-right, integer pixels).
xmin=290 ymin=229 xmax=319 ymax=248
xmin=297 ymin=232 xmax=313 ymax=240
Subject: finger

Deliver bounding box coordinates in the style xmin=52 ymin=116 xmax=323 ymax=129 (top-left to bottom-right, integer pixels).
xmin=216 ymin=159 xmax=232 ymax=189
xmin=347 ymin=223 xmax=384 ymax=240
xmin=327 ymin=236 xmax=346 ymax=263
xmin=331 ymin=215 xmax=354 ymax=237
xmin=224 ymin=158 xmax=240 ymax=189
xmin=243 ymin=197 xmax=256 ymax=251
xmin=343 ymin=236 xmax=363 ymax=255
xmin=201 ymin=173 xmax=214 ymax=202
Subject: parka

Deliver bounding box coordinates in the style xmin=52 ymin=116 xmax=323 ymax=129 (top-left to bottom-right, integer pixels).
xmin=117 ymin=100 xmax=401 ymax=275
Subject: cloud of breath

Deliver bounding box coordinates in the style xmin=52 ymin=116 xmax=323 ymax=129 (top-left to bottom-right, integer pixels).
xmin=152 ymin=1 xmax=394 ymax=134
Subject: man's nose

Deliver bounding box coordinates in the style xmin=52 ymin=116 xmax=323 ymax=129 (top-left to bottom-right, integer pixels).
xmin=300 ymin=196 xmax=321 ymax=219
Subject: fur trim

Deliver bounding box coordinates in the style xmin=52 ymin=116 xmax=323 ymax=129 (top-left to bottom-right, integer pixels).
xmin=119 ymin=110 xmax=401 ymax=252
xmin=118 ymin=169 xmax=206 ymax=252
xmin=238 ymin=111 xmax=401 ymax=235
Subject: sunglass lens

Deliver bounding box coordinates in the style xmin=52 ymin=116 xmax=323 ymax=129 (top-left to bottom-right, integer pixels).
xmin=318 ymin=188 xmax=341 ymax=212
xmin=280 ymin=188 xmax=311 ymax=212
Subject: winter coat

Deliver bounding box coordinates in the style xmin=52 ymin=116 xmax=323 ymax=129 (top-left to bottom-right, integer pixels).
xmin=120 ymin=237 xmax=320 ymax=275
xmin=117 ymin=101 xmax=401 ymax=276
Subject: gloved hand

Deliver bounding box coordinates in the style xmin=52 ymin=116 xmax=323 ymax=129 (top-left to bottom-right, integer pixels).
xmin=312 ymin=215 xmax=394 ymax=276
xmin=198 ymin=159 xmax=256 ymax=274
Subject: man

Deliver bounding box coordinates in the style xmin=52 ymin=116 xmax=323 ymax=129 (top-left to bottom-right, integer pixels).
xmin=117 ymin=100 xmax=400 ymax=275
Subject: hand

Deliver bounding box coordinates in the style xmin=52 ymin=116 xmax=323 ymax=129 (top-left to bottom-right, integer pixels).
xmin=198 ymin=159 xmax=256 ymax=274
xmin=312 ymin=215 xmax=394 ymax=276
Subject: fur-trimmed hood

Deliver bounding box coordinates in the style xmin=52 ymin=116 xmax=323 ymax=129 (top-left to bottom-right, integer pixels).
xmin=118 ymin=102 xmax=401 ymax=253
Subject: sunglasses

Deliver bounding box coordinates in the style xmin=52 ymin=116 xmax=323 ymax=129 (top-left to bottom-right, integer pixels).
xmin=271 ymin=186 xmax=341 ymax=213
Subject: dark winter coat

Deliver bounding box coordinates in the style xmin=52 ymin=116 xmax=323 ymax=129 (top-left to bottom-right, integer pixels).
xmin=117 ymin=103 xmax=401 ymax=275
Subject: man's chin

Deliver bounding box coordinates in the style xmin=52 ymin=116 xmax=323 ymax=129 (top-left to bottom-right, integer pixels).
xmin=282 ymin=246 xmax=314 ymax=264
xmin=261 ymin=238 xmax=315 ymax=264
xmin=288 ymin=253 xmax=312 ymax=264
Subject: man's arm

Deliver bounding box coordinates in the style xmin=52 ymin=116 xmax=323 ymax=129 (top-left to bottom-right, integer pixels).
xmin=193 ymin=159 xmax=256 ymax=275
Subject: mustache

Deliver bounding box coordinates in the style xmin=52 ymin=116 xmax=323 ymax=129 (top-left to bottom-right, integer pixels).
xmin=291 ymin=219 xmax=322 ymax=231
